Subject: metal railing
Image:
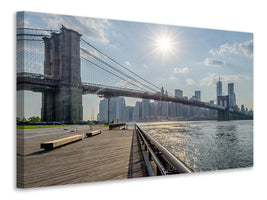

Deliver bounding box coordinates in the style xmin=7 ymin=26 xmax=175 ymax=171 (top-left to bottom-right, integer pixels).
xmin=135 ymin=124 xmax=192 ymax=175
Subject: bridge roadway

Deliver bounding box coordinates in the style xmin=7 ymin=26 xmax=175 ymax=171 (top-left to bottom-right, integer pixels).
xmin=17 ymin=72 xmax=225 ymax=111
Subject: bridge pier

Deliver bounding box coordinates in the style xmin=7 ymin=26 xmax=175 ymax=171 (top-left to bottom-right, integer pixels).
xmin=217 ymin=95 xmax=229 ymax=121
xmin=41 ymin=27 xmax=83 ymax=123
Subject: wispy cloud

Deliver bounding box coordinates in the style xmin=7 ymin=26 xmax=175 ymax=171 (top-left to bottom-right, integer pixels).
xmin=186 ymin=78 xmax=195 ymax=85
xmin=210 ymin=40 xmax=253 ymax=57
xmin=41 ymin=14 xmax=111 ymax=43
xmin=174 ymin=67 xmax=189 ymax=73
xmin=205 ymin=58 xmax=225 ymax=66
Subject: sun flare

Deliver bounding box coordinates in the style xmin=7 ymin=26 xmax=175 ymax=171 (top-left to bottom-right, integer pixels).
xmin=157 ymin=37 xmax=171 ymax=52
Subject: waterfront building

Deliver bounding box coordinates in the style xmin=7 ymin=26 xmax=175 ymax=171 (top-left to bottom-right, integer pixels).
xmin=228 ymin=83 xmax=237 ymax=109
xmin=175 ymin=89 xmax=183 ymax=118
xmin=142 ymin=99 xmax=150 ymax=120
xmin=183 ymin=96 xmax=190 ymax=119
xmin=124 ymin=106 xmax=134 ymax=122
xmin=217 ymin=77 xmax=222 ymax=97
xmin=99 ymin=98 xmax=108 ymax=123
xmin=161 ymin=91 xmax=168 ymax=118
xmin=195 ymin=91 xmax=201 ymax=101
xmin=241 ymin=104 xmax=245 ymax=112
xmin=116 ymin=97 xmax=126 ymax=122
xmin=133 ymin=101 xmax=142 ymax=121
xmin=175 ymin=89 xmax=183 ymax=98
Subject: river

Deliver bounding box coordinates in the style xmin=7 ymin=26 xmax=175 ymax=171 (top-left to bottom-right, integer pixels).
xmin=138 ymin=120 xmax=253 ymax=172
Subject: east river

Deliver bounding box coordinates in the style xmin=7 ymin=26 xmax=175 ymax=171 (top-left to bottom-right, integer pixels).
xmin=138 ymin=120 xmax=253 ymax=172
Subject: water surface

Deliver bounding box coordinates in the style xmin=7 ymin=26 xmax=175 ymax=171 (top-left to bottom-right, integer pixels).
xmin=138 ymin=120 xmax=253 ymax=172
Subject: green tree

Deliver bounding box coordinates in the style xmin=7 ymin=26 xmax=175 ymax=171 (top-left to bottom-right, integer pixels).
xmin=16 ymin=117 xmax=21 ymax=124
xmin=28 ymin=116 xmax=41 ymax=123
xmin=21 ymin=117 xmax=28 ymax=122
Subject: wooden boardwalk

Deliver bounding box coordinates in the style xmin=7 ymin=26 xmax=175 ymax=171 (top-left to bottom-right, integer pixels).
xmin=17 ymin=126 xmax=148 ymax=188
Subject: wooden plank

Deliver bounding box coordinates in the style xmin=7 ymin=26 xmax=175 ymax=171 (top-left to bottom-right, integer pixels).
xmin=40 ymin=135 xmax=84 ymax=150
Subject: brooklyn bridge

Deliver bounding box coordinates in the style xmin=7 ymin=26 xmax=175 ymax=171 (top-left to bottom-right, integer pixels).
xmin=17 ymin=26 xmax=252 ymax=122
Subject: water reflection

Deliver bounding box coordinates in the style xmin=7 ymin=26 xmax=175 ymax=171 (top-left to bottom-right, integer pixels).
xmin=139 ymin=120 xmax=253 ymax=172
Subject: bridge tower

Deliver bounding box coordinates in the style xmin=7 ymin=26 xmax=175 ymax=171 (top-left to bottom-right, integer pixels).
xmin=41 ymin=27 xmax=83 ymax=123
xmin=217 ymin=95 xmax=229 ymax=121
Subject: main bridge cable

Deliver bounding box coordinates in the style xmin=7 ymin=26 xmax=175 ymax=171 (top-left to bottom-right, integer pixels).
xmin=80 ymin=47 xmax=158 ymax=93
xmin=16 ymin=27 xmax=60 ymax=41
xmin=80 ymin=38 xmax=162 ymax=91
xmin=81 ymin=56 xmax=151 ymax=93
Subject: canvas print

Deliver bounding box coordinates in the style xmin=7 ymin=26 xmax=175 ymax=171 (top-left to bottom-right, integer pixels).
xmin=17 ymin=11 xmax=253 ymax=188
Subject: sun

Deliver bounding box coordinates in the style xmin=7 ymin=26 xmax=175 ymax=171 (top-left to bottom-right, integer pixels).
xmin=157 ymin=37 xmax=171 ymax=52
xmin=149 ymin=29 xmax=178 ymax=62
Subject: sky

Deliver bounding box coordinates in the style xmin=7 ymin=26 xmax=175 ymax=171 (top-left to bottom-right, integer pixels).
xmin=17 ymin=11 xmax=253 ymax=120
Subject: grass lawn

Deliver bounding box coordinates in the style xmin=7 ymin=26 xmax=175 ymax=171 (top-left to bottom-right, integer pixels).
xmin=17 ymin=124 xmax=108 ymax=129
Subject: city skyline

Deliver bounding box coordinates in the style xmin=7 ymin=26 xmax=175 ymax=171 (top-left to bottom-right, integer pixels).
xmin=17 ymin=12 xmax=253 ymax=120
xmin=97 ymin=80 xmax=253 ymax=123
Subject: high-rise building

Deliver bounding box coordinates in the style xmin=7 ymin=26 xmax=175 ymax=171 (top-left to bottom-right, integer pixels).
xmin=216 ymin=77 xmax=222 ymax=97
xmin=116 ymin=97 xmax=126 ymax=122
xmin=241 ymin=104 xmax=245 ymax=112
xmin=142 ymin=99 xmax=150 ymax=120
xmin=133 ymin=101 xmax=142 ymax=121
xmin=195 ymin=91 xmax=201 ymax=101
xmin=99 ymin=98 xmax=108 ymax=122
xmin=175 ymin=89 xmax=183 ymax=98
xmin=228 ymin=83 xmax=236 ymax=108
xmin=175 ymin=89 xmax=183 ymax=118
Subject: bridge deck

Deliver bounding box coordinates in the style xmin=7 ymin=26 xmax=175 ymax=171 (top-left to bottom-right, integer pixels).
xmin=17 ymin=126 xmax=147 ymax=188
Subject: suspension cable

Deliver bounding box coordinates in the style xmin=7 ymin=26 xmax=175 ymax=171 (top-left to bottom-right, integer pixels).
xmin=81 ymin=38 xmax=161 ymax=91
xmin=81 ymin=56 xmax=150 ymax=92
xmin=81 ymin=47 xmax=158 ymax=93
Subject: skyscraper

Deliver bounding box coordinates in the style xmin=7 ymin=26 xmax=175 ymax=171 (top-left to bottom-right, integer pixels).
xmin=175 ymin=89 xmax=183 ymax=98
xmin=99 ymin=98 xmax=108 ymax=122
xmin=175 ymin=89 xmax=183 ymax=118
xmin=195 ymin=91 xmax=201 ymax=101
xmin=132 ymin=101 xmax=142 ymax=121
xmin=228 ymin=83 xmax=236 ymax=108
xmin=116 ymin=97 xmax=126 ymax=122
xmin=142 ymin=99 xmax=150 ymax=120
xmin=216 ymin=77 xmax=222 ymax=97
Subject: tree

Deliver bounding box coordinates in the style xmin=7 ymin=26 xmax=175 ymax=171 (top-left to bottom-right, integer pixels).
xmin=16 ymin=117 xmax=21 ymax=124
xmin=28 ymin=116 xmax=41 ymax=123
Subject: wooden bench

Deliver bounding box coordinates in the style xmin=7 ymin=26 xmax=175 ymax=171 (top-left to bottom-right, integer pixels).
xmin=40 ymin=135 xmax=84 ymax=150
xmin=109 ymin=123 xmax=126 ymax=130
xmin=86 ymin=130 xmax=101 ymax=137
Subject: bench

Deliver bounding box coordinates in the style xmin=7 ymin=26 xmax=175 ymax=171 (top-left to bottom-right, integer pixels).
xmin=86 ymin=130 xmax=101 ymax=137
xmin=40 ymin=135 xmax=84 ymax=150
xmin=109 ymin=123 xmax=126 ymax=130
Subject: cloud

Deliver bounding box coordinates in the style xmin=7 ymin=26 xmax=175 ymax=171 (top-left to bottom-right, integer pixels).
xmin=124 ymin=61 xmax=131 ymax=66
xmin=169 ymin=75 xmax=176 ymax=80
xmin=186 ymin=78 xmax=195 ymax=85
xmin=200 ymin=73 xmax=252 ymax=86
xmin=210 ymin=40 xmax=253 ymax=57
xmin=174 ymin=67 xmax=189 ymax=73
xmin=41 ymin=14 xmax=111 ymax=43
xmin=205 ymin=58 xmax=225 ymax=66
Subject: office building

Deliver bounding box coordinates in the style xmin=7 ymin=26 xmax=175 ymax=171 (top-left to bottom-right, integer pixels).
xmin=228 ymin=83 xmax=236 ymax=108
xmin=217 ymin=77 xmax=222 ymax=97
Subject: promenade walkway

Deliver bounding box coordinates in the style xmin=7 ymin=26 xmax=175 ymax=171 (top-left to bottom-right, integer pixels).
xmin=17 ymin=126 xmax=147 ymax=188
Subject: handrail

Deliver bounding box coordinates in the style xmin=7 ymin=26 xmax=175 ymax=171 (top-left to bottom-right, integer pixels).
xmin=136 ymin=124 xmax=192 ymax=174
